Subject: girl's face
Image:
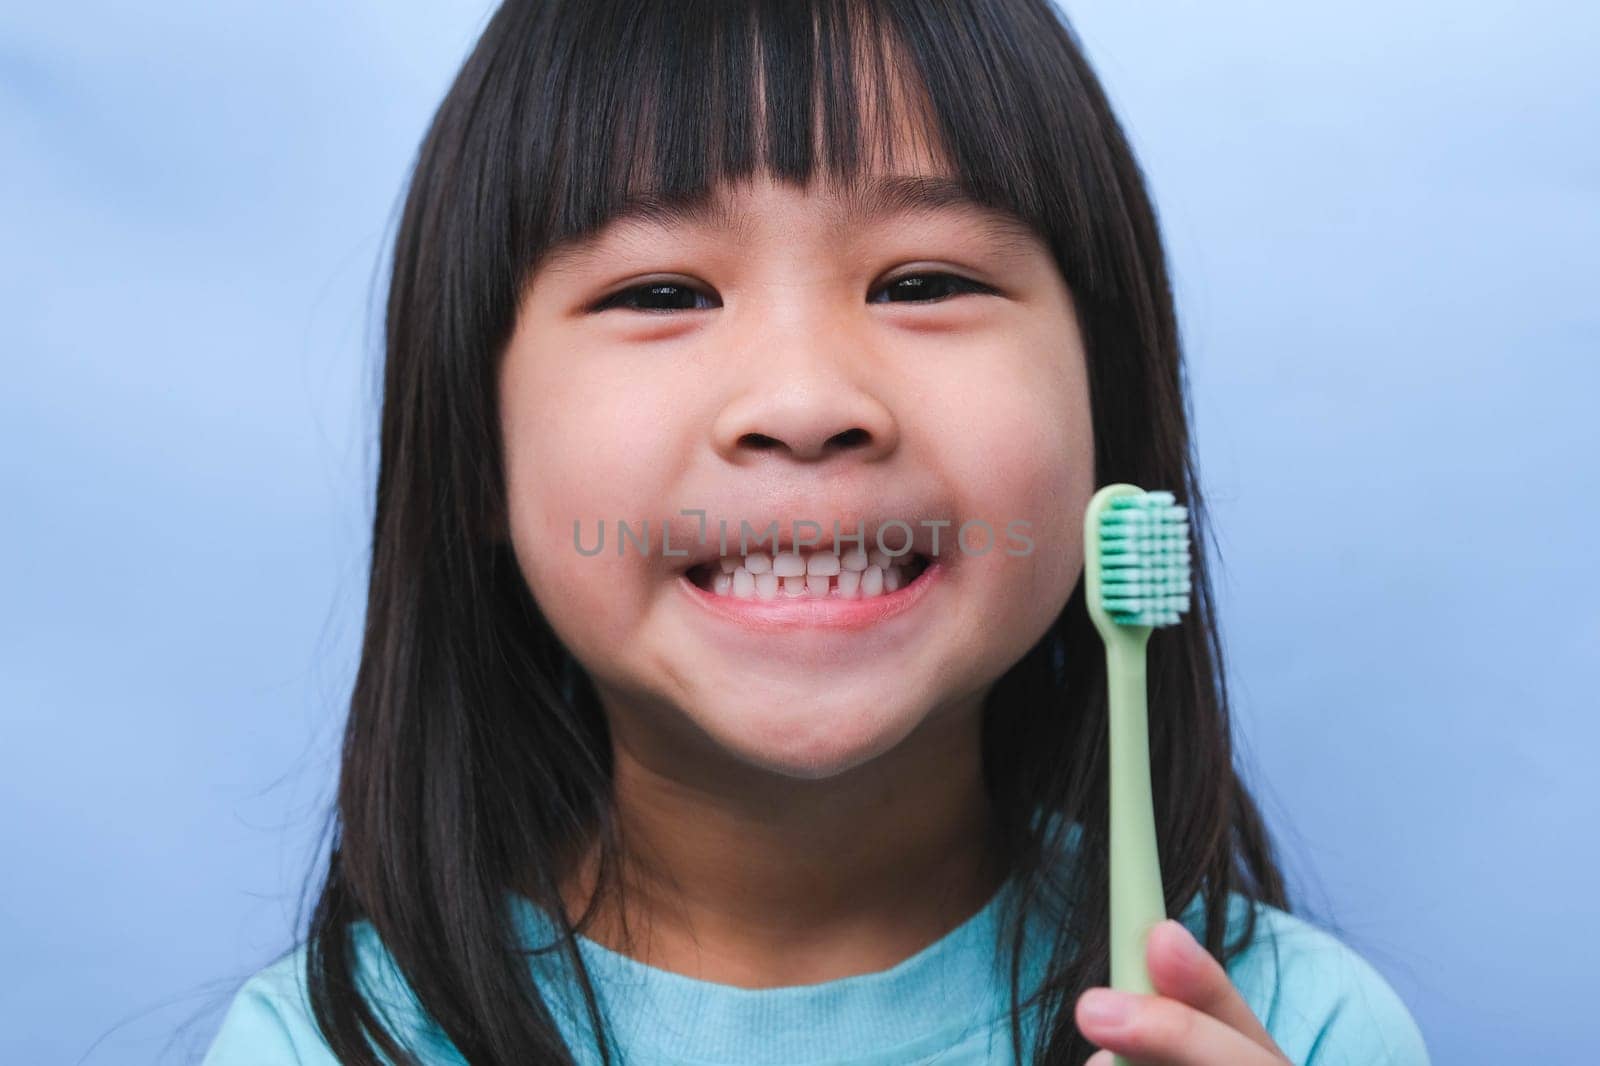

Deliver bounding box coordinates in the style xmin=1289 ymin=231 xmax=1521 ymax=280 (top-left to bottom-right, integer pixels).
xmin=499 ymin=164 xmax=1094 ymax=783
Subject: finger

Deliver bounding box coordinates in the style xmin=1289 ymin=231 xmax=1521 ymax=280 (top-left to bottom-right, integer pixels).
xmin=1145 ymin=918 xmax=1285 ymax=1056
xmin=1084 ymin=1052 xmax=1114 ymax=1066
xmin=1075 ymin=988 xmax=1285 ymax=1066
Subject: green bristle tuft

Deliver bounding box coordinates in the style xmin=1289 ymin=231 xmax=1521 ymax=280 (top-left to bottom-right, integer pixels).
xmin=1097 ymin=489 xmax=1193 ymax=627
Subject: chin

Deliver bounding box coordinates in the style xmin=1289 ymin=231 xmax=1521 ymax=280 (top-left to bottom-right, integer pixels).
xmin=687 ymin=684 xmax=930 ymax=782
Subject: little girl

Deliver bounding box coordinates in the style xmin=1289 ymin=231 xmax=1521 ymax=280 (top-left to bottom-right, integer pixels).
xmin=204 ymin=1 xmax=1430 ymax=1063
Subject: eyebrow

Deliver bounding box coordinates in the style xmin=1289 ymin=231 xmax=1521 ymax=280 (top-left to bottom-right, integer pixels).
xmin=536 ymin=173 xmax=1042 ymax=274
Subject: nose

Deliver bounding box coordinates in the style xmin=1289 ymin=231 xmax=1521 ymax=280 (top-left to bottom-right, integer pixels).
xmin=711 ymin=368 xmax=900 ymax=465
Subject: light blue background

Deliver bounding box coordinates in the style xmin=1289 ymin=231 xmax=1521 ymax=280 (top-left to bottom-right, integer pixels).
xmin=3 ymin=2 xmax=1595 ymax=1063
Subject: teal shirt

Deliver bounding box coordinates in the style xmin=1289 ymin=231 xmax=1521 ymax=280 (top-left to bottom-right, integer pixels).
xmin=204 ymin=838 xmax=1429 ymax=1064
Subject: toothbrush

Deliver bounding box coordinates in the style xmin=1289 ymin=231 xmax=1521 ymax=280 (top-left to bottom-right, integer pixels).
xmin=1084 ymin=484 xmax=1193 ymax=1063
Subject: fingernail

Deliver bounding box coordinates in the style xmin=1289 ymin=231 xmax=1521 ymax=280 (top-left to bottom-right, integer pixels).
xmin=1166 ymin=919 xmax=1206 ymax=965
xmin=1079 ymin=988 xmax=1133 ymax=1027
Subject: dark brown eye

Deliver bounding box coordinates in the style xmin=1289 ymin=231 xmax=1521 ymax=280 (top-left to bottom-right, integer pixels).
xmin=870 ymin=272 xmax=992 ymax=304
xmin=591 ymin=271 xmax=992 ymax=313
xmin=594 ymin=282 xmax=719 ymax=313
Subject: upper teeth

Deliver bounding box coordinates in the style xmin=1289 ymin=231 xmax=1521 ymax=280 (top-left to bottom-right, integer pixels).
xmin=706 ymin=548 xmax=918 ymax=599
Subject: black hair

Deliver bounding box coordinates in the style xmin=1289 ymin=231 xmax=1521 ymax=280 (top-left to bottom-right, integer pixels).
xmin=290 ymin=1 xmax=1291 ymax=1062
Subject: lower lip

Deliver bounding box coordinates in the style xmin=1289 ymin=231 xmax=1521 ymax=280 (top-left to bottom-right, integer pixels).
xmin=676 ymin=561 xmax=945 ymax=631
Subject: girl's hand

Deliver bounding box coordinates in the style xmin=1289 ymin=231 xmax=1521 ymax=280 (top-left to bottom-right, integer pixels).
xmin=1075 ymin=919 xmax=1291 ymax=1065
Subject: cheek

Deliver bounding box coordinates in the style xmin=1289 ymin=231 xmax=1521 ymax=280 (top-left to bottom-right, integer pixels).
xmin=499 ymin=355 xmax=688 ymax=665
xmin=935 ymin=341 xmax=1093 ymax=629
xmin=954 ymin=431 xmax=1087 ymax=643
xmin=504 ymin=340 xmax=694 ymax=543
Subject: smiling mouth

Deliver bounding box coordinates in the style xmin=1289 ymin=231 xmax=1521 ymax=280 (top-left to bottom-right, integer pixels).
xmin=685 ymin=549 xmax=933 ymax=600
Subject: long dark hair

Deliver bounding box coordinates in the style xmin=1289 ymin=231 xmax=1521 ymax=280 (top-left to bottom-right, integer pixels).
xmin=298 ymin=0 xmax=1291 ymax=1062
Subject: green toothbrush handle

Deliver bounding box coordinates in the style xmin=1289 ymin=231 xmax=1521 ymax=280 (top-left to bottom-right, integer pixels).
xmin=1107 ymin=630 xmax=1165 ymax=1066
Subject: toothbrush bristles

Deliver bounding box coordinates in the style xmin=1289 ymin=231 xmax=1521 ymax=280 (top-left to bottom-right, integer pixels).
xmin=1099 ymin=491 xmax=1193 ymax=627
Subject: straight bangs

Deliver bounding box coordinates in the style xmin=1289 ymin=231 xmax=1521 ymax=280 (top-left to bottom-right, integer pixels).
xmin=503 ymin=0 xmax=1128 ymax=304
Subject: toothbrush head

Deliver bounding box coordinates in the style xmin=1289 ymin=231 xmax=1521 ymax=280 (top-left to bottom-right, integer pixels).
xmin=1084 ymin=484 xmax=1193 ymax=637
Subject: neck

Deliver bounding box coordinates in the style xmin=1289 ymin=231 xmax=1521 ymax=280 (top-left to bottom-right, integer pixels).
xmin=553 ymin=688 xmax=1007 ymax=988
